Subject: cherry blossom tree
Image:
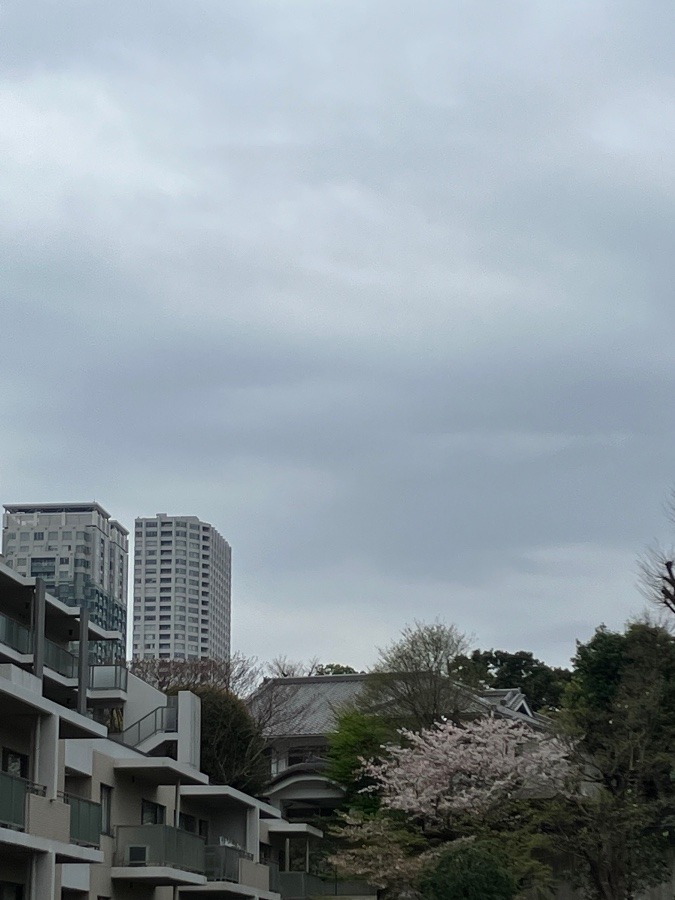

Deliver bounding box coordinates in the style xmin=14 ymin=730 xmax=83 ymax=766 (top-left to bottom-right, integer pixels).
xmin=361 ymin=716 xmax=569 ymax=831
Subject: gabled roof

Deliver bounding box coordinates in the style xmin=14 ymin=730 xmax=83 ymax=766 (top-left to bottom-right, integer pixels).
xmin=253 ymin=674 xmax=368 ymax=738
xmin=252 ymin=673 xmax=538 ymax=739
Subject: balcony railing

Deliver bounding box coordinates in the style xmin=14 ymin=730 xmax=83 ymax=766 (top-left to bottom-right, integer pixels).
xmin=0 ymin=771 xmax=46 ymax=830
xmin=44 ymin=639 xmax=78 ymax=677
xmin=114 ymin=824 xmax=205 ymax=873
xmin=0 ymin=611 xmax=33 ymax=655
xmin=278 ymin=872 xmax=377 ymax=899
xmin=110 ymin=700 xmax=177 ymax=748
xmin=60 ymin=792 xmax=102 ymax=847
xmin=89 ymin=664 xmax=128 ymax=692
xmin=204 ymin=844 xmax=253 ymax=882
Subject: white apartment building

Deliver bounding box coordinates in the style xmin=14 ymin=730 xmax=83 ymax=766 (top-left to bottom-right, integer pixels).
xmin=2 ymin=503 xmax=128 ymax=658
xmin=133 ymin=515 xmax=231 ymax=661
xmin=0 ymin=559 xmax=320 ymax=900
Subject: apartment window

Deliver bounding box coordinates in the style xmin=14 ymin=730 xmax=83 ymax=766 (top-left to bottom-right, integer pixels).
xmin=141 ymin=799 xmax=165 ymax=825
xmin=2 ymin=748 xmax=28 ymax=779
xmin=100 ymin=784 xmax=113 ymax=835
xmin=179 ymin=812 xmax=196 ymax=833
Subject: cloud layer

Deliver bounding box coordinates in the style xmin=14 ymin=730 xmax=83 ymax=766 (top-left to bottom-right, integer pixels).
xmin=2 ymin=0 xmax=675 ymax=668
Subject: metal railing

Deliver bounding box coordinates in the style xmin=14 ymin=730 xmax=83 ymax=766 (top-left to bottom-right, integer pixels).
xmin=44 ymin=639 xmax=78 ymax=677
xmin=89 ymin=664 xmax=128 ymax=691
xmin=278 ymin=872 xmax=376 ymax=899
xmin=109 ymin=701 xmax=177 ymax=747
xmin=204 ymin=844 xmax=254 ymax=882
xmin=114 ymin=824 xmax=205 ymax=873
xmin=0 ymin=611 xmax=33 ymax=655
xmin=0 ymin=771 xmax=46 ymax=830
xmin=60 ymin=792 xmax=102 ymax=847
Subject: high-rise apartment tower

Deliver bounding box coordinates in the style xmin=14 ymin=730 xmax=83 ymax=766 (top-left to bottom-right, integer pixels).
xmin=133 ymin=514 xmax=231 ymax=661
xmin=1 ymin=502 xmax=128 ymax=655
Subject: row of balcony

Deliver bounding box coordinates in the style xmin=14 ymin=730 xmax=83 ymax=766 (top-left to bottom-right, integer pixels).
xmin=0 ymin=609 xmax=128 ymax=686
xmin=0 ymin=772 xmax=100 ymax=847
xmin=114 ymin=825 xmax=254 ymax=880
xmin=0 ymin=781 xmax=373 ymax=897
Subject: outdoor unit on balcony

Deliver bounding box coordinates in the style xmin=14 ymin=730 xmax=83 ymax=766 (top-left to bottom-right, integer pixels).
xmin=126 ymin=845 xmax=149 ymax=865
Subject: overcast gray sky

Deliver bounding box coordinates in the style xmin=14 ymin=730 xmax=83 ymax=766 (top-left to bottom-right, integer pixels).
xmin=2 ymin=0 xmax=675 ymax=670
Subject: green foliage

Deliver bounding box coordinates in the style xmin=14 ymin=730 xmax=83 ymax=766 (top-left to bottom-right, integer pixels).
xmin=456 ymin=648 xmax=571 ymax=711
xmin=325 ymin=709 xmax=396 ymax=811
xmin=315 ymin=663 xmax=358 ymax=675
xmin=362 ymin=620 xmax=472 ymax=729
xmin=553 ymin=622 xmax=675 ymax=900
xmin=175 ymin=685 xmax=268 ymax=795
xmin=420 ymin=842 xmax=517 ymax=900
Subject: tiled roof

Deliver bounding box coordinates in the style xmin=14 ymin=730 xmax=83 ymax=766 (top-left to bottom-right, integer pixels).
xmin=252 ymin=673 xmax=538 ymax=738
xmin=252 ymin=674 xmax=369 ymax=737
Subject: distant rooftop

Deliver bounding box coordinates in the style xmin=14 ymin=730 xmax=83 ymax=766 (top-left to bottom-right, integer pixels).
xmin=253 ymin=673 xmax=536 ymax=738
xmin=4 ymin=503 xmax=129 ymax=535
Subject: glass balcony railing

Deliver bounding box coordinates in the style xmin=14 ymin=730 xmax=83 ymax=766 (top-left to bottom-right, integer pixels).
xmin=114 ymin=825 xmax=205 ymax=873
xmin=61 ymin=792 xmax=101 ymax=847
xmin=0 ymin=770 xmax=27 ymax=829
xmin=278 ymin=872 xmax=377 ymax=899
xmin=0 ymin=611 xmax=33 ymax=655
xmin=204 ymin=844 xmax=254 ymax=882
xmin=110 ymin=702 xmax=177 ymax=748
xmin=89 ymin=664 xmax=128 ymax=691
xmin=44 ymin=639 xmax=78 ymax=678
xmin=0 ymin=771 xmax=46 ymax=830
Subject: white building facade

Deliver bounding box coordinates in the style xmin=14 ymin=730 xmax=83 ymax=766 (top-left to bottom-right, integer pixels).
xmin=133 ymin=514 xmax=231 ymax=661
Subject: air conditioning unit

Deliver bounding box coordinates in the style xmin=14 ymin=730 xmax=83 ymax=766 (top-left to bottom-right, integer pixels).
xmin=127 ymin=845 xmax=148 ymax=865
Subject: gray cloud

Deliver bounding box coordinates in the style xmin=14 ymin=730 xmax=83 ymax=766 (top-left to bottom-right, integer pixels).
xmin=2 ymin=0 xmax=675 ymax=671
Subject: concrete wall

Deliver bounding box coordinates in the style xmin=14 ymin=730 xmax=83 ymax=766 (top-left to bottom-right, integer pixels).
xmin=176 ymin=689 xmax=201 ymax=768
xmin=122 ymin=671 xmax=167 ymax=728
xmin=27 ymin=793 xmax=70 ymax=841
